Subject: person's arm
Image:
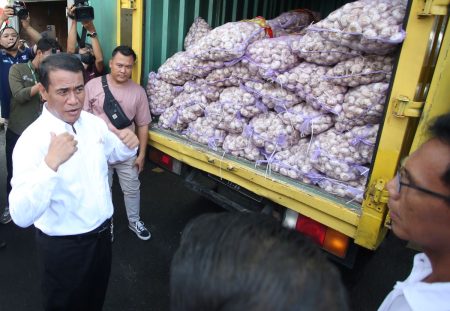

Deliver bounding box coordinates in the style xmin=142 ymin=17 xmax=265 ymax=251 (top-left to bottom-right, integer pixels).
xmin=0 ymin=7 xmax=14 ymax=26
xmin=135 ymin=124 xmax=148 ymax=173
xmin=9 ymin=132 xmax=77 ymax=228
xmin=20 ymin=15 xmax=41 ymax=45
xmin=67 ymin=18 xmax=77 ymax=54
xmin=9 ymin=64 xmax=41 ymax=104
xmin=133 ymin=87 xmax=151 ymax=173
xmin=104 ymin=123 xmax=139 ymax=163
xmin=82 ymin=20 xmax=104 ymax=73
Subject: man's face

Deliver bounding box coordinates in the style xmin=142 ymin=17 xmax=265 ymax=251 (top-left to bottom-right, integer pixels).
xmin=36 ymin=49 xmax=54 ymax=66
xmin=40 ymin=69 xmax=85 ymax=125
xmin=386 ymin=138 xmax=450 ymax=251
xmin=109 ymin=52 xmax=134 ymax=84
xmin=0 ymin=28 xmax=19 ymax=50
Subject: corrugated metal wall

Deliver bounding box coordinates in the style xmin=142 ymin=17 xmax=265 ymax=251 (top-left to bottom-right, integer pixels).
xmin=142 ymin=0 xmax=353 ymax=84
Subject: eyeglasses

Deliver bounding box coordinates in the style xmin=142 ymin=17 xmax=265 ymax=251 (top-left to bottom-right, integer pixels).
xmin=396 ymin=166 xmax=450 ymax=203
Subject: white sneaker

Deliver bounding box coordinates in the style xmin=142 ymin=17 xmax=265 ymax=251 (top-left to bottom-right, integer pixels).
xmin=128 ymin=220 xmax=151 ymax=240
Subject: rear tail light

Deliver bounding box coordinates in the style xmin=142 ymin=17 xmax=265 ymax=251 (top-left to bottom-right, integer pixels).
xmin=283 ymin=209 xmax=349 ymax=258
xmin=160 ymin=154 xmax=172 ymax=167
xmin=148 ymin=148 xmax=182 ymax=175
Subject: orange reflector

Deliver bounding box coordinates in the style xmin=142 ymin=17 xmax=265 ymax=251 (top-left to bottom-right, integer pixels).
xmin=293 ymin=214 xmax=350 ymax=258
xmin=323 ymin=228 xmax=349 ymax=258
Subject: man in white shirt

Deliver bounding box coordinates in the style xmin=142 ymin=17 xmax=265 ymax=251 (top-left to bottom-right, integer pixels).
xmin=379 ymin=113 xmax=450 ymax=311
xmin=9 ymin=53 xmax=139 ymax=310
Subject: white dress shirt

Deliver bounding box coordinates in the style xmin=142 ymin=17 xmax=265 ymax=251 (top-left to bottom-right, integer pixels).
xmin=9 ymin=105 xmax=137 ymax=236
xmin=378 ymin=253 xmax=450 ymax=311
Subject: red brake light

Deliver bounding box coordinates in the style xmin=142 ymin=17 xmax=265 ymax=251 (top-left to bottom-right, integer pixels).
xmin=161 ymin=154 xmax=172 ymax=166
xmin=295 ymin=215 xmax=327 ymax=245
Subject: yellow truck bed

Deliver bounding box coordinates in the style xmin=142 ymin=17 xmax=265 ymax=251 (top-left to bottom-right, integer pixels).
xmin=146 ymin=0 xmax=450 ymax=252
xmin=149 ymin=127 xmax=361 ymax=238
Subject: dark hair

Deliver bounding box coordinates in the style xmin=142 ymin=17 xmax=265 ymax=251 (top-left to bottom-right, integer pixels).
xmin=0 ymin=26 xmax=18 ymax=37
xmin=39 ymin=53 xmax=84 ymax=90
xmin=36 ymin=38 xmax=62 ymax=54
xmin=75 ymin=42 xmax=92 ymax=54
xmin=429 ymin=113 xmax=450 ymax=186
xmin=170 ymin=212 xmax=349 ymax=311
xmin=111 ymin=45 xmax=136 ymax=61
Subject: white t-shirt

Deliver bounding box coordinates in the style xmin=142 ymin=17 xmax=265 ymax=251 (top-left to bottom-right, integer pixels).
xmin=378 ymin=253 xmax=450 ymax=311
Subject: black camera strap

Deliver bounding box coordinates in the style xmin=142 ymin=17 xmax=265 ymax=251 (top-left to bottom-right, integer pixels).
xmin=77 ymin=27 xmax=87 ymax=49
xmin=101 ymin=75 xmax=132 ymax=129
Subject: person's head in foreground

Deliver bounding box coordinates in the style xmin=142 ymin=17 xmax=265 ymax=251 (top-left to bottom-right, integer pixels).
xmin=386 ymin=113 xmax=450 ymax=262
xmin=170 ymin=212 xmax=349 ymax=311
xmin=39 ymin=53 xmax=85 ymax=125
xmin=378 ymin=113 xmax=450 ymax=311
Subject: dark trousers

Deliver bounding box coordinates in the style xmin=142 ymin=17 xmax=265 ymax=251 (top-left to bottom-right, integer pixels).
xmin=35 ymin=220 xmax=112 ymax=311
xmin=5 ymin=129 xmax=20 ymax=205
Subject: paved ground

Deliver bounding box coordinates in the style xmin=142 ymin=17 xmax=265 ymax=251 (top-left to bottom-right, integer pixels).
xmin=0 ymin=128 xmax=417 ymax=311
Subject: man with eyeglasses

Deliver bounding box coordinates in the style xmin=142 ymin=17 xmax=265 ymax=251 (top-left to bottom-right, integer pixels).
xmin=378 ymin=113 xmax=450 ymax=311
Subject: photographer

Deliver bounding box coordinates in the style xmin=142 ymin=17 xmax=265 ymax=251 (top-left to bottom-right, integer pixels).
xmin=67 ymin=4 xmax=104 ymax=82
xmin=0 ymin=5 xmax=41 ymax=224
xmin=5 ymin=38 xmax=62 ymax=229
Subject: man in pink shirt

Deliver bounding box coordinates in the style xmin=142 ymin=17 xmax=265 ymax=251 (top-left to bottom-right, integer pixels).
xmin=84 ymin=45 xmax=151 ymax=240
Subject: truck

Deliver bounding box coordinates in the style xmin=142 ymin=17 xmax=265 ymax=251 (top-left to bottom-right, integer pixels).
xmin=91 ymin=0 xmax=450 ymax=265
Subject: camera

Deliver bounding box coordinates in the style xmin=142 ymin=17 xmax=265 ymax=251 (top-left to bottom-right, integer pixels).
xmin=73 ymin=0 xmax=94 ymax=22
xmin=11 ymin=1 xmax=29 ymax=20
xmin=74 ymin=52 xmax=95 ymax=66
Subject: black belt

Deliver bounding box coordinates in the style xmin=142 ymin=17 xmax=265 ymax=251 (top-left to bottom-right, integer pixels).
xmin=37 ymin=218 xmax=111 ymax=240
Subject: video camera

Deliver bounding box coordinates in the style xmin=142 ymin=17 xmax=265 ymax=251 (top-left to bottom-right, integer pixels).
xmin=74 ymin=52 xmax=95 ymax=66
xmin=10 ymin=1 xmax=29 ymax=20
xmin=73 ymin=0 xmax=94 ymax=22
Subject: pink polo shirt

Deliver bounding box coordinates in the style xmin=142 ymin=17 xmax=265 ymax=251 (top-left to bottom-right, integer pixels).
xmin=83 ymin=74 xmax=151 ymax=131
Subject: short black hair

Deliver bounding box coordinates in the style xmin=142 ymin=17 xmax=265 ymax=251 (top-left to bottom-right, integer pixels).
xmin=429 ymin=113 xmax=450 ymax=186
xmin=170 ymin=212 xmax=349 ymax=311
xmin=111 ymin=45 xmax=136 ymax=61
xmin=39 ymin=53 xmax=84 ymax=91
xmin=36 ymin=38 xmax=62 ymax=54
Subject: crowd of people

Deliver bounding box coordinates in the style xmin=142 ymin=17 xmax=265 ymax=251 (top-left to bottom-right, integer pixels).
xmin=1 ymin=4 xmax=449 ymax=311
xmin=1 ymin=6 xmax=151 ymax=308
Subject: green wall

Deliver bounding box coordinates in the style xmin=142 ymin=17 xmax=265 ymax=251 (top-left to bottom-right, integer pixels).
xmin=82 ymin=0 xmax=118 ymax=71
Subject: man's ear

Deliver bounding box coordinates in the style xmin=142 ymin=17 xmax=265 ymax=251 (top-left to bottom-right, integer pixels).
xmin=39 ymin=83 xmax=48 ymax=101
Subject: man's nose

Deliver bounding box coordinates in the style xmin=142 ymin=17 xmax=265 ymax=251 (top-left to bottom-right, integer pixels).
xmin=67 ymin=90 xmax=79 ymax=104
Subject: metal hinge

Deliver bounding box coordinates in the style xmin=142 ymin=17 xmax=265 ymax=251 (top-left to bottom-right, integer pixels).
xmin=393 ymin=95 xmax=425 ymax=118
xmin=419 ymin=0 xmax=450 ymax=17
xmin=364 ymin=179 xmax=389 ymax=212
xmin=120 ymin=0 xmax=136 ymax=9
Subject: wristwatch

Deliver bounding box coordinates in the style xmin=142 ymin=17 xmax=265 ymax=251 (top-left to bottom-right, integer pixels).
xmin=87 ymin=32 xmax=98 ymax=38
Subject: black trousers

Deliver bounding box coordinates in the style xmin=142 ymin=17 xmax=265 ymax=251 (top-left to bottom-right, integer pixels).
xmin=35 ymin=219 xmax=112 ymax=311
xmin=5 ymin=129 xmax=20 ymax=205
